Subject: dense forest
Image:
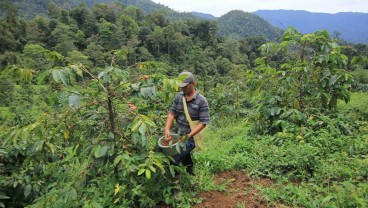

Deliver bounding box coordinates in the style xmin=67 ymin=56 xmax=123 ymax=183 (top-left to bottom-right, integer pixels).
xmin=0 ymin=0 xmax=368 ymax=207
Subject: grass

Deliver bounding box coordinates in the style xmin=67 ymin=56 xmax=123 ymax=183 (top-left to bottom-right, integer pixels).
xmin=338 ymin=91 xmax=368 ymax=115
xmin=192 ymin=92 xmax=368 ymax=207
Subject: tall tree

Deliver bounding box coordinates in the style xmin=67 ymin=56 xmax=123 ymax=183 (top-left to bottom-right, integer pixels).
xmin=70 ymin=3 xmax=89 ymax=28
xmin=26 ymin=16 xmax=50 ymax=46
xmin=92 ymin=3 xmax=116 ymax=23
xmin=47 ymin=2 xmax=61 ymax=20
xmin=149 ymin=26 xmax=164 ymax=56
xmin=217 ymin=38 xmax=248 ymax=65
xmin=50 ymin=23 xmax=77 ymax=56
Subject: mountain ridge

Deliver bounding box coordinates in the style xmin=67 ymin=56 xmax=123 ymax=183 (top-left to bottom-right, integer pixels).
xmin=216 ymin=10 xmax=282 ymax=41
xmin=254 ymin=9 xmax=368 ymax=44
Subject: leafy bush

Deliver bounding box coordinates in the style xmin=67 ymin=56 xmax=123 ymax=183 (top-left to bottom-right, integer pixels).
xmin=351 ymin=68 xmax=368 ymax=84
xmin=0 ymin=59 xmax=200 ymax=207
xmin=247 ymin=27 xmax=353 ymax=135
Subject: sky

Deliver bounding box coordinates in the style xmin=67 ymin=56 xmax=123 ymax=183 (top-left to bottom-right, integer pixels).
xmin=150 ymin=0 xmax=368 ymax=17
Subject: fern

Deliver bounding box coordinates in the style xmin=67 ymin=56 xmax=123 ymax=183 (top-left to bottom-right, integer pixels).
xmin=352 ymin=82 xmax=368 ymax=92
xmin=1 ymin=65 xmax=33 ymax=83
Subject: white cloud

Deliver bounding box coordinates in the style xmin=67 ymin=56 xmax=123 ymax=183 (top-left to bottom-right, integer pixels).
xmin=151 ymin=0 xmax=368 ymax=16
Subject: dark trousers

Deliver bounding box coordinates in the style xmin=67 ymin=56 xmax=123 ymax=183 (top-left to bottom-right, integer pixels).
xmin=172 ymin=142 xmax=195 ymax=174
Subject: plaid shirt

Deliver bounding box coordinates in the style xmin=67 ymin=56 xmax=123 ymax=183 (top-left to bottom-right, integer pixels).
xmin=169 ymin=90 xmax=210 ymax=135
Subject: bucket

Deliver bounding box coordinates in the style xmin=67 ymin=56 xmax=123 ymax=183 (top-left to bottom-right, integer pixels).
xmin=158 ymin=134 xmax=181 ymax=156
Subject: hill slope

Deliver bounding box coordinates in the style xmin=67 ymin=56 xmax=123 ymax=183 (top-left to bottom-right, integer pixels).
xmin=254 ymin=10 xmax=368 ymax=44
xmin=191 ymin=12 xmax=217 ymax=20
xmin=0 ymin=0 xmax=197 ymax=20
xmin=217 ymin=10 xmax=283 ymax=41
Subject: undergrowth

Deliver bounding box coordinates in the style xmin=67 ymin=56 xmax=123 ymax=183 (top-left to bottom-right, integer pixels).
xmin=194 ymin=92 xmax=368 ymax=207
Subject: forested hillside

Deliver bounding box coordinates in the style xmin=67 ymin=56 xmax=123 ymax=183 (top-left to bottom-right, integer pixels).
xmin=0 ymin=0 xmax=284 ymax=41
xmin=217 ymin=10 xmax=283 ymax=40
xmin=0 ymin=0 xmax=197 ymax=20
xmin=1 ymin=0 xmax=368 ymax=207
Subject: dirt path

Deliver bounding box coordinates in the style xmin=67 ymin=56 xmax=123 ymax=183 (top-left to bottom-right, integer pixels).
xmin=193 ymin=170 xmax=281 ymax=208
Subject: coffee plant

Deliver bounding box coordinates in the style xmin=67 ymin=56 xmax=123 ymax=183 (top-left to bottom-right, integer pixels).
xmin=0 ymin=50 xmax=195 ymax=207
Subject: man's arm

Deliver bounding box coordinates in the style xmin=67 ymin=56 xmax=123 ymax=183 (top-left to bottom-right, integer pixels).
xmin=164 ymin=111 xmax=175 ymax=141
xmin=188 ymin=123 xmax=206 ymax=138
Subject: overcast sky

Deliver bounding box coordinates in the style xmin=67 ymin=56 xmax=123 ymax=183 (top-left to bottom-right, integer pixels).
xmin=151 ymin=0 xmax=368 ymax=17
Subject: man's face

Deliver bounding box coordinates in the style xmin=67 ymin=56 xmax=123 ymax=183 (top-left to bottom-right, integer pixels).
xmin=181 ymin=82 xmax=193 ymax=95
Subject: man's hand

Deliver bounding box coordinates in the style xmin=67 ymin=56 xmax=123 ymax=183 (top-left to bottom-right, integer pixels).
xmin=180 ymin=134 xmax=189 ymax=142
xmin=164 ymin=129 xmax=171 ymax=142
xmin=164 ymin=112 xmax=175 ymax=142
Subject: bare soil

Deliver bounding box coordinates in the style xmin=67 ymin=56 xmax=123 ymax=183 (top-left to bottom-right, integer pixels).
xmin=192 ymin=170 xmax=283 ymax=208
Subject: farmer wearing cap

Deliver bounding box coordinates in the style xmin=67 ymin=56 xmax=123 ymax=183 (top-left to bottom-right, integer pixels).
xmin=164 ymin=71 xmax=210 ymax=175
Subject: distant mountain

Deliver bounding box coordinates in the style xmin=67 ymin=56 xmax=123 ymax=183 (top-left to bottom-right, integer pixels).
xmin=191 ymin=12 xmax=217 ymax=20
xmin=217 ymin=10 xmax=283 ymax=41
xmin=254 ymin=10 xmax=368 ymax=44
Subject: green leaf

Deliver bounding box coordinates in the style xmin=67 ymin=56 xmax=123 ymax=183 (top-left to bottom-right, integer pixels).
xmin=98 ymin=66 xmax=114 ymax=79
xmin=272 ymin=120 xmax=282 ymax=127
xmin=131 ymin=120 xmax=142 ymax=132
xmin=91 ymin=202 xmax=103 ymax=208
xmin=140 ymin=114 xmax=156 ymax=127
xmin=297 ymin=112 xmax=306 ymax=122
xmin=46 ymin=142 xmax=55 ymax=153
xmin=0 ymin=192 xmax=10 ymax=200
xmin=175 ymin=142 xmax=182 ymax=154
xmin=35 ymin=141 xmax=45 ymax=152
xmin=270 ymin=107 xmax=276 ymax=116
xmin=148 ymin=165 xmax=156 ymax=173
xmin=153 ymin=160 xmax=165 ymax=173
xmin=24 ymin=184 xmax=32 ymax=197
xmin=47 ymin=51 xmax=63 ymax=62
xmin=169 ymin=165 xmax=175 ymax=176
xmin=4 ymin=130 xmax=17 ymax=145
xmin=145 ymin=169 xmax=151 ymax=179
xmin=94 ymin=145 xmax=108 ymax=158
xmin=114 ymin=49 xmax=128 ymax=60
xmin=139 ymin=123 xmax=147 ymax=136
xmin=280 ymin=121 xmax=287 ymax=131
xmin=70 ymin=64 xmax=83 ymax=77
xmin=329 ymin=75 xmax=340 ymax=86
xmin=137 ymin=169 xmax=145 ymax=176
xmin=322 ymin=195 xmax=334 ymax=204
xmin=140 ymin=86 xmax=157 ymax=98
xmin=52 ymin=70 xmax=62 ymax=83
xmin=37 ymin=69 xmax=51 ymax=84
xmin=69 ymin=188 xmax=77 ymax=200
xmin=113 ymin=155 xmax=123 ymax=166
xmin=68 ymin=94 xmax=80 ymax=109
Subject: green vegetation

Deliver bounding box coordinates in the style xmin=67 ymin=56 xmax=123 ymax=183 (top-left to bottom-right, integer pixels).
xmin=0 ymin=0 xmax=197 ymax=20
xmin=0 ymin=1 xmax=368 ymax=207
xmin=217 ymin=10 xmax=282 ymax=40
xmin=197 ymin=92 xmax=368 ymax=207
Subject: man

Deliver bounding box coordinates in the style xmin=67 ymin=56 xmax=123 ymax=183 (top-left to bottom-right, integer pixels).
xmin=164 ymin=71 xmax=210 ymax=175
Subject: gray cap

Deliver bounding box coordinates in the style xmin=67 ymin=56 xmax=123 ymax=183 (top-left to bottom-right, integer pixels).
xmin=177 ymin=72 xmax=195 ymax=87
